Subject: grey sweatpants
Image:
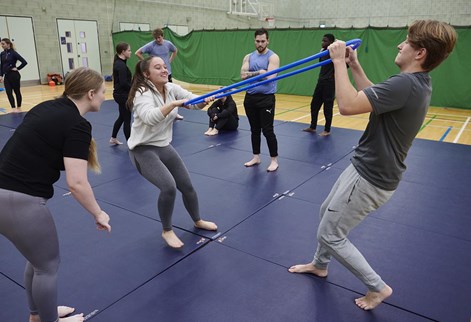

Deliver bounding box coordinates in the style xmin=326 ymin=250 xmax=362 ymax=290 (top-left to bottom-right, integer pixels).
xmin=313 ymin=164 xmax=395 ymax=292
xmin=0 ymin=188 xmax=60 ymax=322
xmin=129 ymin=144 xmax=201 ymax=230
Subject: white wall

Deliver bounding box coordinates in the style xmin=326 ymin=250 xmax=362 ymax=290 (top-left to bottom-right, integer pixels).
xmin=297 ymin=0 xmax=471 ymax=28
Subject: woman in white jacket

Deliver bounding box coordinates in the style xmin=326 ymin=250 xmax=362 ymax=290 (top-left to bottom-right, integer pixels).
xmin=127 ymin=56 xmax=217 ymax=248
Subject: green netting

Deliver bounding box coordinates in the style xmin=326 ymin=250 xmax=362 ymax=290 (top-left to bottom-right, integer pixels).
xmin=112 ymin=26 xmax=471 ymax=109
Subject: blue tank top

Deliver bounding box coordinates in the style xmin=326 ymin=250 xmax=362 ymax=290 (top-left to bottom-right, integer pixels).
xmin=247 ymin=49 xmax=277 ymax=95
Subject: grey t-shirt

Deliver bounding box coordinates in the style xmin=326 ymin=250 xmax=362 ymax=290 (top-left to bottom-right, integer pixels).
xmin=352 ymin=72 xmax=431 ymax=190
xmin=139 ymin=40 xmax=177 ymax=74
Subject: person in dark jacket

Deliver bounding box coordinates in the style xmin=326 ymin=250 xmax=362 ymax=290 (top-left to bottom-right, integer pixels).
xmin=204 ymin=94 xmax=239 ymax=136
xmin=110 ymin=42 xmax=132 ymax=145
xmin=0 ymin=38 xmax=27 ymax=111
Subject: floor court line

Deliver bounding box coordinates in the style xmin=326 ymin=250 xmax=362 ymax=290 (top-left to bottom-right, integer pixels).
xmin=419 ymin=115 xmax=436 ymax=132
xmin=453 ymin=116 xmax=470 ymax=143
xmin=439 ymin=126 xmax=452 ymax=141
xmin=288 ymin=104 xmax=339 ymax=123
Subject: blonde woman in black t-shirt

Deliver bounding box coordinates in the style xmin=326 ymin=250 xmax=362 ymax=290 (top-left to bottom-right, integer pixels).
xmin=0 ymin=67 xmax=111 ymax=322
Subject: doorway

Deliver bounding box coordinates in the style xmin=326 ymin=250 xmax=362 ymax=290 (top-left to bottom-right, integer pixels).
xmin=57 ymin=19 xmax=101 ymax=76
xmin=0 ymin=16 xmax=40 ymax=83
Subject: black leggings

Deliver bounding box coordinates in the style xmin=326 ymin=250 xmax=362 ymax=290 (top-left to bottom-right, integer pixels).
xmin=111 ymin=94 xmax=131 ymax=140
xmin=0 ymin=188 xmax=60 ymax=322
xmin=4 ymin=71 xmax=22 ymax=108
xmin=243 ymin=93 xmax=278 ymax=157
xmin=310 ymin=81 xmax=335 ymax=132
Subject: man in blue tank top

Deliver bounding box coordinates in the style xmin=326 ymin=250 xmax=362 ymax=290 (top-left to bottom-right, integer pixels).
xmin=240 ymin=28 xmax=280 ymax=172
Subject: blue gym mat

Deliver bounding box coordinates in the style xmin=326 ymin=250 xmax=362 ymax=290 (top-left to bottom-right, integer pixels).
xmin=1 ymin=99 xmax=470 ymax=322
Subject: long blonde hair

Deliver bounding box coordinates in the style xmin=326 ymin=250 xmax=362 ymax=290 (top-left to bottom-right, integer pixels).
xmin=63 ymin=67 xmax=103 ymax=173
xmin=88 ymin=138 xmax=101 ymax=174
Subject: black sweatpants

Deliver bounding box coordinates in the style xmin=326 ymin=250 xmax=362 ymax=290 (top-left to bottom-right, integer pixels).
xmin=243 ymin=93 xmax=278 ymax=157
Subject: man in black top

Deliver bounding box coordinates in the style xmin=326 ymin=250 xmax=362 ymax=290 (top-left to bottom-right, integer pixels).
xmin=303 ymin=34 xmax=335 ymax=136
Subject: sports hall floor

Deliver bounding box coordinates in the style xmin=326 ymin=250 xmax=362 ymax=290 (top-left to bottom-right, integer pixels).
xmin=0 ymin=83 xmax=470 ymax=321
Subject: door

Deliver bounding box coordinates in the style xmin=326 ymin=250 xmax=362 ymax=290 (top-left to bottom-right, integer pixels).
xmin=0 ymin=16 xmax=40 ymax=82
xmin=57 ymin=19 xmax=101 ymax=76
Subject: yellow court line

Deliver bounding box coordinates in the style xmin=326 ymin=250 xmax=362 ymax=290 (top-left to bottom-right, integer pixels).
xmin=288 ymin=104 xmax=340 ymax=123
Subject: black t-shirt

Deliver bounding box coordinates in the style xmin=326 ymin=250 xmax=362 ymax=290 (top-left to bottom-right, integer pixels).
xmin=0 ymin=97 xmax=91 ymax=198
xmin=318 ymin=49 xmax=334 ymax=82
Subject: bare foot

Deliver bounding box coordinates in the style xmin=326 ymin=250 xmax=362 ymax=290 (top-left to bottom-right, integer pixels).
xmin=30 ymin=306 xmax=77 ymax=322
xmin=204 ymin=128 xmax=213 ymax=135
xmin=302 ymin=127 xmax=316 ymax=133
xmin=319 ymin=131 xmax=330 ymax=136
xmin=194 ymin=220 xmax=218 ymax=231
xmin=60 ymin=314 xmax=84 ymax=322
xmin=267 ymin=159 xmax=279 ymax=172
xmin=288 ymin=263 xmax=328 ymax=277
xmin=162 ymin=230 xmax=184 ymax=248
xmin=207 ymin=128 xmax=219 ymax=136
xmin=355 ymin=284 xmax=393 ymax=310
xmin=58 ymin=306 xmax=75 ymax=317
xmin=29 ymin=314 xmax=40 ymax=322
xmin=244 ymin=156 xmax=261 ymax=167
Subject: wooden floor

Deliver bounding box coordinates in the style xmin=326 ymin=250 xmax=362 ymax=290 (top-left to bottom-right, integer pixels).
xmin=2 ymin=81 xmax=471 ymax=145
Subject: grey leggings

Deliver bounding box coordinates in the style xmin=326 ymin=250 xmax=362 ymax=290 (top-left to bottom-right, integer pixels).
xmin=313 ymin=164 xmax=395 ymax=292
xmin=0 ymin=188 xmax=60 ymax=322
xmin=129 ymin=144 xmax=200 ymax=230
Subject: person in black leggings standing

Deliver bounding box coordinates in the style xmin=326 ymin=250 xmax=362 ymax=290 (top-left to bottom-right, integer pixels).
xmin=303 ymin=34 xmax=336 ymax=136
xmin=0 ymin=67 xmax=111 ymax=322
xmin=0 ymin=38 xmax=27 ymax=112
xmin=110 ymin=42 xmax=132 ymax=145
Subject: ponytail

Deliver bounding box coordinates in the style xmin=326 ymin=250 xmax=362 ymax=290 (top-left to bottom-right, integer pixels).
xmin=88 ymin=138 xmax=101 ymax=174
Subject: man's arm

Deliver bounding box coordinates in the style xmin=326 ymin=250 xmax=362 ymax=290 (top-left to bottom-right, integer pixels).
xmin=169 ymin=48 xmax=178 ymax=63
xmin=345 ymin=47 xmax=373 ymax=90
xmin=135 ymin=47 xmax=145 ymax=61
xmin=329 ymin=41 xmax=372 ymax=116
xmin=264 ymin=53 xmax=280 ymax=79
xmin=240 ymin=54 xmax=251 ymax=79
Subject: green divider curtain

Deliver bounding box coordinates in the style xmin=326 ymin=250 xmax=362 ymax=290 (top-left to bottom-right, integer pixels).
xmin=113 ymin=26 xmax=471 ymax=109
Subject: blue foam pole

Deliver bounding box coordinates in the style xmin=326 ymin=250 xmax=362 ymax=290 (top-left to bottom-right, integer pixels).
xmin=184 ymin=39 xmax=362 ymax=106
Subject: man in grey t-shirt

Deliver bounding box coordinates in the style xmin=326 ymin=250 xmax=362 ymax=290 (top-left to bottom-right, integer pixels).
xmin=135 ymin=28 xmax=178 ymax=79
xmin=289 ymin=20 xmax=456 ymax=311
